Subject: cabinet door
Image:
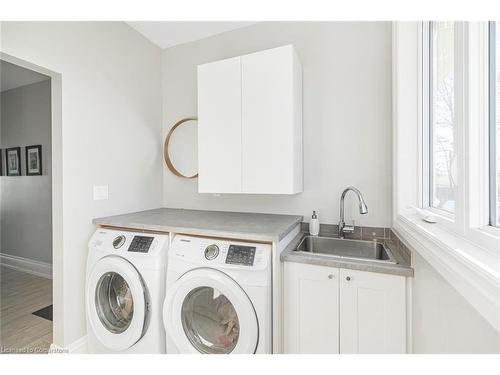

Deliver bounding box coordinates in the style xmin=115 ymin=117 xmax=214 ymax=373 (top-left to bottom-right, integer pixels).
xmin=241 ymin=45 xmax=302 ymax=194
xmin=339 ymin=269 xmax=406 ymax=353
xmin=284 ymin=262 xmax=339 ymax=354
xmin=197 ymin=56 xmax=242 ymax=193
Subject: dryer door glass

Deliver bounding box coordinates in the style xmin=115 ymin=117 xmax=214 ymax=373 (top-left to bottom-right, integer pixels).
xmin=181 ymin=286 xmax=240 ymax=354
xmin=95 ymin=272 xmax=134 ymax=334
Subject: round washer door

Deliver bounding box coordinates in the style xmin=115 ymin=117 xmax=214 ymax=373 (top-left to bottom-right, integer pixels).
xmin=163 ymin=268 xmax=258 ymax=354
xmin=86 ymin=256 xmax=147 ymax=351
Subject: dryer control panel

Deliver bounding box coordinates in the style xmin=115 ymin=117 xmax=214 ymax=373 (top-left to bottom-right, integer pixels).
xmin=171 ymin=235 xmax=271 ymax=271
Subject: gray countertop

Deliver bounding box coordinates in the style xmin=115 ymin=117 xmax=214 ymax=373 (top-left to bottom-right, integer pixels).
xmin=93 ymin=208 xmax=302 ymax=242
xmin=281 ymin=232 xmax=414 ymax=277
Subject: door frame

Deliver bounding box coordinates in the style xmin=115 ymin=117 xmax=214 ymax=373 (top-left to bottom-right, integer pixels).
xmin=0 ymin=52 xmax=63 ymax=346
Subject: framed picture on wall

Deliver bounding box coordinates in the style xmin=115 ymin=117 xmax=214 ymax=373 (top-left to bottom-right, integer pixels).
xmin=25 ymin=145 xmax=42 ymax=176
xmin=6 ymin=147 xmax=21 ymax=176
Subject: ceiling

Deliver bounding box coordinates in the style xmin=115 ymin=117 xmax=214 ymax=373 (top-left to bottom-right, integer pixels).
xmin=0 ymin=60 xmax=50 ymax=92
xmin=126 ymin=21 xmax=256 ymax=49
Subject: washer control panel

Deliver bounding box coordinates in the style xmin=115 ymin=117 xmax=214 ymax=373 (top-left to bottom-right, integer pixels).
xmin=225 ymin=245 xmax=256 ymax=266
xmin=128 ymin=235 xmax=154 ymax=253
xmin=89 ymin=229 xmax=169 ymax=258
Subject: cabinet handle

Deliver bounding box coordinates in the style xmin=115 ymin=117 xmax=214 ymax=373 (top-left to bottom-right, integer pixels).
xmin=328 ymin=274 xmax=334 ymax=279
xmin=346 ymin=276 xmax=351 ymax=281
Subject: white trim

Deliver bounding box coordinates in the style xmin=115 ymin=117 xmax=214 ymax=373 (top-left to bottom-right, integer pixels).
xmin=419 ymin=21 xmax=429 ymax=209
xmin=454 ymin=21 xmax=467 ymax=232
xmin=392 ymin=21 xmax=421 ymax=215
xmin=392 ymin=21 xmax=399 ymax=222
xmin=466 ymin=22 xmax=490 ymax=230
xmin=49 ymin=336 xmax=88 ymax=354
xmin=394 ymin=214 xmax=500 ymax=334
xmin=274 ymin=224 xmax=301 ymax=354
xmin=405 ymin=276 xmax=413 ymax=354
xmin=0 ymin=252 xmax=52 ymax=279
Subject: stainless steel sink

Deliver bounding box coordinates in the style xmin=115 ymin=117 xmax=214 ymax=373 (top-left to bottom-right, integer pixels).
xmin=295 ymin=236 xmax=397 ymax=264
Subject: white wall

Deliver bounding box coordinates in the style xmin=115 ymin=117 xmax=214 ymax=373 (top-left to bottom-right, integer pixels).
xmin=162 ymin=21 xmax=393 ymax=227
xmin=1 ymin=80 xmax=52 ymax=264
xmin=411 ymin=251 xmax=500 ymax=353
xmin=0 ymin=22 xmax=163 ymax=346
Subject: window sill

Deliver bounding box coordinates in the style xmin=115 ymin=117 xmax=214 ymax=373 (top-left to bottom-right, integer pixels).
xmin=393 ymin=213 xmax=500 ymax=333
xmin=478 ymin=224 xmax=500 ymax=240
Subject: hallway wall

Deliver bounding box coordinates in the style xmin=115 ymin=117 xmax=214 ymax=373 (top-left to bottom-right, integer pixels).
xmin=0 ymin=79 xmax=52 ymax=264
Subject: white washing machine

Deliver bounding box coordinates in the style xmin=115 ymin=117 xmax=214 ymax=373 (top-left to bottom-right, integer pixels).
xmin=86 ymin=228 xmax=168 ymax=353
xmin=163 ymin=234 xmax=272 ymax=354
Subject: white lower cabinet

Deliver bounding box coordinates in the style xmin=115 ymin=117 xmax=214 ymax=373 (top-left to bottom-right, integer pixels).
xmin=284 ymin=262 xmax=406 ymax=354
xmin=339 ymin=268 xmax=406 ymax=353
xmin=284 ymin=262 xmax=339 ymax=354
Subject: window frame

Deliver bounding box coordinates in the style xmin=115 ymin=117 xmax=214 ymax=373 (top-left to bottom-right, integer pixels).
xmin=427 ymin=22 xmax=457 ymax=216
xmin=420 ymin=21 xmax=464 ymax=230
xmin=488 ymin=21 xmax=498 ymax=227
xmin=418 ymin=21 xmax=500 ymax=251
xmin=392 ymin=21 xmax=500 ymax=337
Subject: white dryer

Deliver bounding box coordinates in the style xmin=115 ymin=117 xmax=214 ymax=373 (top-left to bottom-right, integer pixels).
xmin=163 ymin=234 xmax=272 ymax=354
xmin=86 ymin=228 xmax=168 ymax=353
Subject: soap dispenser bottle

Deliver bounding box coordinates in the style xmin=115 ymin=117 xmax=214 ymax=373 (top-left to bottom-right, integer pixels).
xmin=309 ymin=211 xmax=320 ymax=236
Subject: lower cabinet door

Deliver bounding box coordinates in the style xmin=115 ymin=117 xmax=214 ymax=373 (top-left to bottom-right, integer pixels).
xmin=284 ymin=262 xmax=339 ymax=354
xmin=339 ymin=268 xmax=406 ymax=353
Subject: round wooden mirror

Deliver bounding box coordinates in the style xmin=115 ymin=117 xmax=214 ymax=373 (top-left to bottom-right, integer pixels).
xmin=163 ymin=117 xmax=198 ymax=179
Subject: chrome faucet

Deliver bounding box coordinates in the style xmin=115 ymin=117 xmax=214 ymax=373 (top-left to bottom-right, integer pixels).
xmin=338 ymin=187 xmax=368 ymax=239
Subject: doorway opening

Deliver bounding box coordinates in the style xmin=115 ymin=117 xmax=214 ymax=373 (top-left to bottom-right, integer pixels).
xmin=0 ymin=58 xmax=55 ymax=354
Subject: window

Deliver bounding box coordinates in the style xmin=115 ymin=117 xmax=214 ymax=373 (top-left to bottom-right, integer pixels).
xmin=489 ymin=22 xmax=500 ymax=227
xmin=394 ymin=22 xmax=500 ymax=334
xmin=428 ymin=21 xmax=457 ymax=214
xmin=420 ymin=21 xmax=500 ymax=236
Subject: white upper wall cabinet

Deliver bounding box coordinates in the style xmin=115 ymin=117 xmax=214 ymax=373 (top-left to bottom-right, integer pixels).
xmin=197 ymin=56 xmax=242 ymax=193
xmin=241 ymin=45 xmax=303 ymax=194
xmin=197 ymin=45 xmax=303 ymax=194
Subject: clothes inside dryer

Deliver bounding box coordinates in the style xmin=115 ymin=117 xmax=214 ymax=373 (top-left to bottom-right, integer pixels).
xmin=95 ymin=272 xmax=134 ymax=334
xmin=181 ymin=286 xmax=240 ymax=354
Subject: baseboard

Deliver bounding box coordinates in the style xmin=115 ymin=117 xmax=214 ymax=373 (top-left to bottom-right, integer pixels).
xmin=0 ymin=252 xmax=52 ymax=279
xmin=49 ymin=336 xmax=87 ymax=354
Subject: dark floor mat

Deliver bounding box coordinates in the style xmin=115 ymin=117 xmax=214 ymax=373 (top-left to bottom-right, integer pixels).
xmin=32 ymin=305 xmax=53 ymax=321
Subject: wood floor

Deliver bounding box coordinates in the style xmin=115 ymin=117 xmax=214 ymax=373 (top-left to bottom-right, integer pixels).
xmin=0 ymin=266 xmax=52 ymax=354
